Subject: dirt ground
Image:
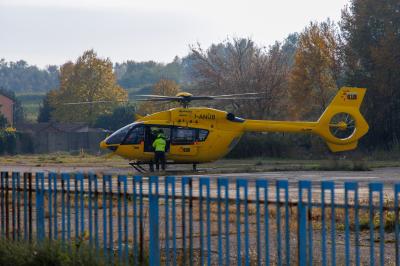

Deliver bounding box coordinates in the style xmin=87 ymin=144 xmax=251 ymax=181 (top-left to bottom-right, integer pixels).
xmin=1 ymin=156 xmax=399 ymax=264
xmin=1 ymin=157 xmax=400 ymax=197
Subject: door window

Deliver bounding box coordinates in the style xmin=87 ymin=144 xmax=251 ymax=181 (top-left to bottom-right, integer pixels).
xmin=198 ymin=129 xmax=209 ymax=142
xmin=123 ymin=125 xmax=145 ymax=145
xmin=172 ymin=127 xmax=196 ymax=144
xmin=144 ymin=125 xmax=171 ymax=152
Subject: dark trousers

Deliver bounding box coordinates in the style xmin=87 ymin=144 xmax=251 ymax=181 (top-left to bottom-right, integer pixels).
xmin=154 ymin=151 xmax=166 ymax=171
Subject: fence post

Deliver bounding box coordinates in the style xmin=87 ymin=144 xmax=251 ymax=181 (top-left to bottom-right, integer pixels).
xmin=276 ymin=180 xmax=290 ymax=266
xmin=298 ymin=180 xmax=312 ymax=266
xmin=91 ymin=174 xmax=99 ymax=253
xmin=369 ymin=182 xmax=384 ymax=266
xmin=88 ymin=173 xmax=96 ymax=248
xmin=50 ymin=173 xmax=58 ymax=241
xmin=35 ymin=172 xmax=45 ymax=242
xmin=149 ymin=176 xmax=160 ymax=266
xmin=344 ymin=182 xmax=359 ymax=266
xmin=199 ymin=177 xmax=211 ymax=266
xmin=395 ymin=183 xmax=400 ymax=266
xmin=321 ymin=181 xmax=335 ymax=266
xmin=164 ymin=176 xmax=177 ymax=266
xmin=74 ymin=173 xmax=84 ymax=241
xmin=61 ymin=173 xmax=71 ymax=246
xmin=236 ymin=179 xmax=250 ymax=266
xmin=5 ymin=172 xmax=10 ymax=239
xmin=16 ymin=172 xmax=21 ymax=241
xmin=23 ymin=173 xmax=28 ymax=241
xmin=117 ymin=175 xmax=129 ymax=265
xmin=47 ymin=172 xmax=53 ymax=240
xmin=12 ymin=172 xmax=18 ymax=241
xmin=255 ymin=180 xmax=268 ymax=266
xmin=133 ymin=175 xmax=144 ymax=264
xmin=181 ymin=176 xmax=193 ymax=266
xmin=102 ymin=174 xmax=113 ymax=263
xmin=0 ymin=172 xmax=4 ymax=238
xmin=217 ymin=178 xmax=229 ymax=266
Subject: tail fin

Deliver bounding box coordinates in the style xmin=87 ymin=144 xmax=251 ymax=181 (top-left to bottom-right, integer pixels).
xmin=316 ymin=87 xmax=369 ymax=152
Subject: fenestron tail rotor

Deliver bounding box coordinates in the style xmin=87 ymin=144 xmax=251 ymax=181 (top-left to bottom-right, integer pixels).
xmin=328 ymin=113 xmax=356 ymax=140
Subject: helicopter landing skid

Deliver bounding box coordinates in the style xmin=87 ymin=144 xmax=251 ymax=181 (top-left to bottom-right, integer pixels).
xmin=129 ymin=162 xmax=147 ymax=173
xmin=129 ymin=161 xmax=200 ymax=173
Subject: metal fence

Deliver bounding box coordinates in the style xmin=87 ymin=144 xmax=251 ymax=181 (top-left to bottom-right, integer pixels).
xmin=0 ymin=171 xmax=399 ymax=265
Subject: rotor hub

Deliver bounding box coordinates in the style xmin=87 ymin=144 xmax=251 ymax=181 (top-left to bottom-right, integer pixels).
xmin=329 ymin=112 xmax=356 ymax=140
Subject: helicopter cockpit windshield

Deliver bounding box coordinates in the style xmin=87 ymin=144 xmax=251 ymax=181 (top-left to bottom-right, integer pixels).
xmin=105 ymin=122 xmax=142 ymax=145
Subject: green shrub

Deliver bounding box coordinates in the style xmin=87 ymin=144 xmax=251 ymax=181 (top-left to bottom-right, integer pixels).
xmin=0 ymin=130 xmax=17 ymax=155
xmin=0 ymin=240 xmax=107 ymax=266
xmin=227 ymin=133 xmax=329 ymax=159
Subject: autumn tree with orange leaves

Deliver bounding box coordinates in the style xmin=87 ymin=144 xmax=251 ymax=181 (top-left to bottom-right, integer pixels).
xmin=49 ymin=50 xmax=127 ymax=124
xmin=288 ymin=20 xmax=342 ymax=120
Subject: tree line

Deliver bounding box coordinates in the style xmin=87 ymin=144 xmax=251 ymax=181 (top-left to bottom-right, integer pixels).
xmin=2 ymin=0 xmax=399 ymax=154
xmin=186 ymin=0 xmax=400 ymax=152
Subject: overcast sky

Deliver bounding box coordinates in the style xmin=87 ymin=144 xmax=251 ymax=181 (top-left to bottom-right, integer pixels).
xmin=0 ymin=0 xmax=349 ymax=68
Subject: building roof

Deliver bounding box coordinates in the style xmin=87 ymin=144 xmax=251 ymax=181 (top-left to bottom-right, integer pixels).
xmin=15 ymin=122 xmax=106 ymax=133
xmin=0 ymin=93 xmax=15 ymax=102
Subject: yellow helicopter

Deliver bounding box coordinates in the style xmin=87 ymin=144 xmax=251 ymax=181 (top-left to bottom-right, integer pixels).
xmin=98 ymin=87 xmax=369 ymax=172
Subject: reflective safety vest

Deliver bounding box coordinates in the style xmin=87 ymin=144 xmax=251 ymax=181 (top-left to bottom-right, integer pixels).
xmin=152 ymin=135 xmax=166 ymax=152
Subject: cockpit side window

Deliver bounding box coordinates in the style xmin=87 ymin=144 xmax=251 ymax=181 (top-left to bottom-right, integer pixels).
xmin=105 ymin=123 xmax=143 ymax=145
xmin=105 ymin=124 xmax=132 ymax=145
xmin=123 ymin=125 xmax=145 ymax=145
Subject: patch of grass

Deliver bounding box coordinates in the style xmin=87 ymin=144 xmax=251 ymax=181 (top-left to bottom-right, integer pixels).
xmin=317 ymin=160 xmax=371 ymax=171
xmin=0 ymin=153 xmax=128 ymax=167
xmin=384 ymin=211 xmax=396 ymax=232
xmin=0 ymin=239 xmax=107 ymax=266
xmin=254 ymin=161 xmax=263 ymax=166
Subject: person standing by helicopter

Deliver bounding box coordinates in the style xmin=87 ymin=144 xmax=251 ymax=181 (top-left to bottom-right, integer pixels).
xmin=152 ymin=130 xmax=166 ymax=171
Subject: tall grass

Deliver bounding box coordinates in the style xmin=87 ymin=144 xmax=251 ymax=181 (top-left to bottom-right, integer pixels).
xmin=0 ymin=240 xmax=106 ymax=266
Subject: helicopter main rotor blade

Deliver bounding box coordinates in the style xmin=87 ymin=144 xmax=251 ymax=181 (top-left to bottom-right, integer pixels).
xmin=210 ymin=97 xmax=263 ymax=100
xmin=135 ymin=97 xmax=182 ymax=102
xmin=209 ymin=92 xmax=265 ymax=98
xmin=62 ymin=92 xmax=265 ymax=106
xmin=188 ymin=95 xmax=263 ymax=100
xmin=188 ymin=96 xmax=215 ymax=100
xmin=63 ymin=100 xmax=128 ymax=105
xmin=135 ymin=95 xmax=180 ymax=98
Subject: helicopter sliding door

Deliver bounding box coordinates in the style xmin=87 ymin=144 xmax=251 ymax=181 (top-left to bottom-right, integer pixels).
xmin=170 ymin=127 xmax=197 ymax=155
xmin=168 ymin=127 xmax=209 ymax=156
xmin=143 ymin=125 xmax=171 ymax=152
xmin=143 ymin=125 xmax=209 ymax=156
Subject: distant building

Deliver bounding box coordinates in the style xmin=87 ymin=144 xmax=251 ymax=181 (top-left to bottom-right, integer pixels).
xmin=0 ymin=93 xmax=14 ymax=126
xmin=16 ymin=122 xmax=109 ymax=154
xmin=16 ymin=122 xmax=107 ymax=134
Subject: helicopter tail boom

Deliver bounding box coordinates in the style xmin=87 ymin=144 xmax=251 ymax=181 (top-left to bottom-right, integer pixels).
xmin=243 ymin=87 xmax=369 ymax=152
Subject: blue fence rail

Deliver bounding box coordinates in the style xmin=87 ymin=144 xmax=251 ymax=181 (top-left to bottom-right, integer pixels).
xmin=0 ymin=171 xmax=399 ymax=265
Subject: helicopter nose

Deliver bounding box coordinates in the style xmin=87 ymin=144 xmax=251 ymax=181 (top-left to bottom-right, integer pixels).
xmin=100 ymin=140 xmax=107 ymax=149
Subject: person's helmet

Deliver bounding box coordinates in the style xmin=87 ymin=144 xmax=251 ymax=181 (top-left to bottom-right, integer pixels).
xmin=157 ymin=133 xmax=165 ymax=138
